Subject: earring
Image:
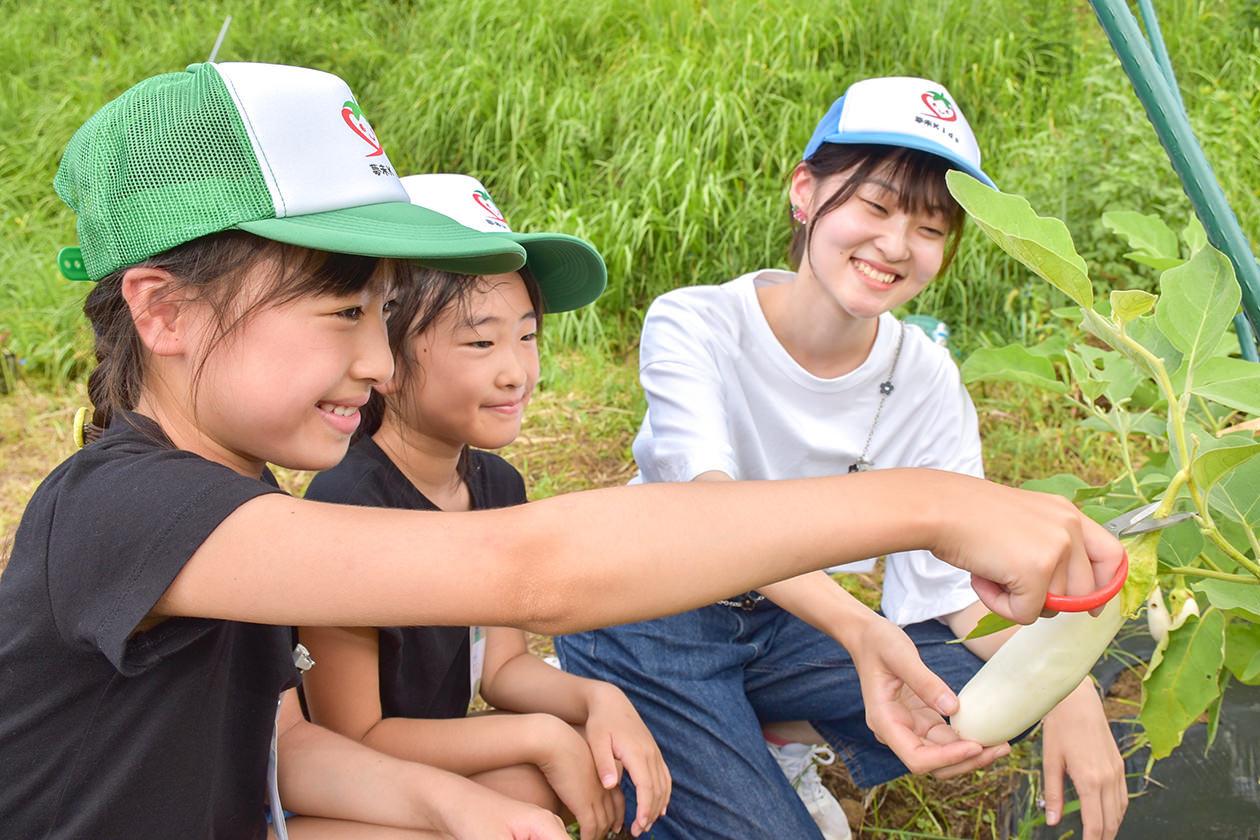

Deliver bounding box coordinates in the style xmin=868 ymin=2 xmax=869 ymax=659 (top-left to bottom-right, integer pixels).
xmin=791 ymin=204 xmax=807 ymax=224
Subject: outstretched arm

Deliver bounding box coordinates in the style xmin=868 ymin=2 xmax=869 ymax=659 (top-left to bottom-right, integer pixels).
xmin=158 ymin=469 xmax=1122 ymax=632
xmin=690 ymin=469 xmax=1001 ymax=777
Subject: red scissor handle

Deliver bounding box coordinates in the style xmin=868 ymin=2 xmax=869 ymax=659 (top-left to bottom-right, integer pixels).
xmin=1043 ymin=550 xmax=1128 ymax=612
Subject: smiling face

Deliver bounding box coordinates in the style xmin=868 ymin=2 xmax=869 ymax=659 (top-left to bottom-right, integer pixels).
xmin=149 ymin=253 xmax=397 ymax=477
xmin=384 ymin=272 xmax=540 ymax=454
xmin=790 ymin=161 xmax=952 ymax=323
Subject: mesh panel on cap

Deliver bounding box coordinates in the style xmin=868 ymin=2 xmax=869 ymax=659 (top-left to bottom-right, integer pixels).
xmin=54 ymin=65 xmax=275 ymax=280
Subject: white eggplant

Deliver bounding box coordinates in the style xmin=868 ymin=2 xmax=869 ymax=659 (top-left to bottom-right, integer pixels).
xmin=1168 ymin=588 xmax=1200 ymax=631
xmin=1146 ymin=584 xmax=1171 ymax=643
xmin=950 ymin=596 xmax=1124 ymax=746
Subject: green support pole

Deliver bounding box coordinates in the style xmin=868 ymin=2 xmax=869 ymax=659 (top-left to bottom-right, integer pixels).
xmin=1089 ymin=0 xmax=1260 ymax=362
xmin=1134 ymin=0 xmax=1182 ymax=109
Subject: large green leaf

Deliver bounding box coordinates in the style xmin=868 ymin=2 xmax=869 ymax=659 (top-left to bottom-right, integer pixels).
xmin=1205 ymin=671 xmax=1229 ymax=752
xmin=1024 ymin=335 xmax=1071 ymax=361
xmin=1191 ymin=356 xmax=1260 ymax=416
xmin=1190 ymin=442 xmax=1260 ymax=492
xmin=1117 ymin=412 xmax=1167 ymax=440
xmin=1154 ymin=248 xmax=1240 ymax=370
xmin=1225 ymin=621 xmax=1260 ymax=684
xmin=1094 ymin=348 xmax=1144 ymax=405
xmin=1102 ymin=210 xmax=1179 ymax=260
xmin=1210 ymin=454 xmax=1260 ymax=527
xmin=1183 ymin=216 xmax=1208 ymax=252
xmin=1126 ymin=314 xmax=1184 ymax=374
xmin=1019 ymin=473 xmax=1088 ymax=501
xmin=1140 ymin=609 xmax=1226 ymax=759
xmin=1126 ymin=253 xmax=1184 ymax=271
xmin=1157 ymin=519 xmax=1204 ymax=568
xmin=960 ymin=344 xmax=1065 ymax=392
xmin=946 ymin=171 xmax=1092 ymax=307
xmin=1196 ymin=579 xmax=1260 ymax=623
xmin=1066 ymin=350 xmax=1105 ymax=401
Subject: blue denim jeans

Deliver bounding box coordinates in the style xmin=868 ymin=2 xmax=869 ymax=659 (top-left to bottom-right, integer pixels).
xmin=554 ymin=598 xmax=984 ymax=840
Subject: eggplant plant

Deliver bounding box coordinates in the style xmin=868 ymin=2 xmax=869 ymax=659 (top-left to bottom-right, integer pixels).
xmin=946 ymin=171 xmax=1260 ymax=760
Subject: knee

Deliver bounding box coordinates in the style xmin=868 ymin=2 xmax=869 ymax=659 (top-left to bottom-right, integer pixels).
xmin=471 ymin=764 xmax=563 ymax=813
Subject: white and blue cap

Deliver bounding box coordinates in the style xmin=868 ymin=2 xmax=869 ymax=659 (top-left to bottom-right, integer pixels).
xmin=399 ymin=173 xmax=606 ymax=313
xmin=801 ymin=76 xmax=996 ymax=189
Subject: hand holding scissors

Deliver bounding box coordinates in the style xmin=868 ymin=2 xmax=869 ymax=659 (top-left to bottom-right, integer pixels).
xmin=1043 ymin=501 xmax=1194 ymax=612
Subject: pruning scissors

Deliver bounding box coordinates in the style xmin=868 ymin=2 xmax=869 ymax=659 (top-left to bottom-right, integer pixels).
xmin=1043 ymin=501 xmax=1196 ymax=612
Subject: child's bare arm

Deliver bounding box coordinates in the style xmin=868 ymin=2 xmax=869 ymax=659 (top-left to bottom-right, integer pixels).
xmin=479 ymin=629 xmax=670 ymax=836
xmin=275 ymin=692 xmax=569 ymax=839
xmin=298 ymin=626 xmax=562 ymax=777
xmin=158 ymin=470 xmax=1123 ymax=631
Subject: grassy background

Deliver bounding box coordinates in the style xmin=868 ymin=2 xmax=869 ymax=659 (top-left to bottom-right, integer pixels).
xmin=1 ymin=1 xmax=1257 ymax=836
xmin=4 ymin=0 xmax=1260 ymax=383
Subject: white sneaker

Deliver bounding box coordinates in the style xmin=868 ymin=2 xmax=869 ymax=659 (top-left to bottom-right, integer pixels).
xmin=765 ymin=740 xmax=853 ymax=840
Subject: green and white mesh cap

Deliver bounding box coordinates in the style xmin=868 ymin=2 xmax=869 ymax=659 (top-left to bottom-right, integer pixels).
xmin=53 ymin=62 xmax=527 ymax=282
xmin=399 ymin=174 xmax=606 ymax=313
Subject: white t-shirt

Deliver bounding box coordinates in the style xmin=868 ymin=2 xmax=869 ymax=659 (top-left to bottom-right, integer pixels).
xmin=630 ymin=269 xmax=982 ymax=626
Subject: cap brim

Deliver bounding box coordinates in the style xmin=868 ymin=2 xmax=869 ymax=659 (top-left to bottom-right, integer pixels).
xmin=237 ymin=201 xmax=527 ymax=274
xmin=811 ymin=132 xmax=997 ymax=189
xmin=507 ymin=233 xmax=607 ymax=313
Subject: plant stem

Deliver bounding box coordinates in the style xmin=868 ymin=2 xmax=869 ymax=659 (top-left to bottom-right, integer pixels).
xmin=1162 ymin=565 xmax=1257 ymax=583
xmin=1202 ymin=527 xmax=1260 ymax=579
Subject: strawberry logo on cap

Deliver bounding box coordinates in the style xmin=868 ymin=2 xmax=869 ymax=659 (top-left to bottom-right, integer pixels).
xmin=921 ymin=90 xmax=958 ymax=122
xmin=472 ymin=189 xmax=508 ymax=227
xmin=341 ymin=98 xmax=384 ymax=157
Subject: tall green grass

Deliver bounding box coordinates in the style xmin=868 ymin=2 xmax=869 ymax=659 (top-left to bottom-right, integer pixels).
xmin=3 ymin=0 xmax=1260 ymax=383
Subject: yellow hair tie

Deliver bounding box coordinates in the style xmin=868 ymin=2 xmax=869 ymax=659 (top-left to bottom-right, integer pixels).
xmin=73 ymin=406 xmax=90 ymax=449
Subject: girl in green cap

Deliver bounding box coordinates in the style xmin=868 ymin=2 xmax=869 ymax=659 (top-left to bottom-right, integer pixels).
xmin=300 ymin=175 xmax=667 ymax=840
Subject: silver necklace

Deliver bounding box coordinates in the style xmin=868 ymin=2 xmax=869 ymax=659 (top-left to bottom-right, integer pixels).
xmin=849 ymin=320 xmax=905 ymax=473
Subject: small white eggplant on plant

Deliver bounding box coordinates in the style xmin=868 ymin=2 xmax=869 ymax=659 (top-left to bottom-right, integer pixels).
xmin=1147 ymin=583 xmax=1202 ymax=645
xmin=1146 ymin=583 xmax=1172 ymax=644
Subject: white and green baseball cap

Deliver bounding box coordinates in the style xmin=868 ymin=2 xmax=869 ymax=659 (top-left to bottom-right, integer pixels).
xmin=802 ymin=76 xmax=996 ymax=189
xmin=54 ymin=62 xmax=527 ymax=282
xmin=399 ymin=174 xmax=606 ymax=313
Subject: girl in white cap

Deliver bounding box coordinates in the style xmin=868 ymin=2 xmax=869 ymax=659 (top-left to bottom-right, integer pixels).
xmin=555 ymin=76 xmax=1127 ymax=840
xmin=0 ymin=64 xmax=1122 ymax=839
xmin=299 ymin=174 xmax=669 ymax=840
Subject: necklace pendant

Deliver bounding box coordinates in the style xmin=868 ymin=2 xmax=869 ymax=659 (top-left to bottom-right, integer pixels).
xmin=848 ymin=458 xmax=874 ymax=473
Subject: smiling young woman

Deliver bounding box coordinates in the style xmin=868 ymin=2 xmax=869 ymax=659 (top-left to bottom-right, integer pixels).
xmin=554 ymin=75 xmax=1128 ymax=840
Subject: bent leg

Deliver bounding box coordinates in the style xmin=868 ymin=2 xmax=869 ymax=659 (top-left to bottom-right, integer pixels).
xmin=556 ymin=607 xmax=824 ymax=840
xmin=471 ymin=764 xmax=563 ymax=813
xmin=747 ymin=614 xmax=984 ymax=788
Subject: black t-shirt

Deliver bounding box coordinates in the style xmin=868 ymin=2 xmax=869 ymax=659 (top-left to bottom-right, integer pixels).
xmin=302 ymin=437 xmax=526 ymax=719
xmin=0 ymin=413 xmax=295 ymax=840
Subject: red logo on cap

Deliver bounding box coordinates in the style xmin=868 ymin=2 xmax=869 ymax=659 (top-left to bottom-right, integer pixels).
xmin=921 ymin=91 xmax=957 ymax=122
xmin=341 ymin=99 xmax=384 ymax=157
xmin=472 ymin=190 xmax=507 ymax=225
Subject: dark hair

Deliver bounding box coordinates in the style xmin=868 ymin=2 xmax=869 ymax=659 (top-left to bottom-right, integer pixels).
xmin=83 ymin=230 xmax=388 ymax=431
xmin=357 ymin=264 xmax=544 ymax=477
xmin=788 ymin=143 xmax=966 ymax=275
